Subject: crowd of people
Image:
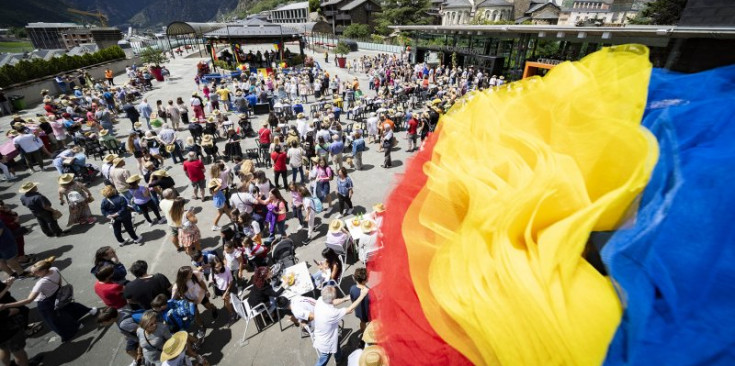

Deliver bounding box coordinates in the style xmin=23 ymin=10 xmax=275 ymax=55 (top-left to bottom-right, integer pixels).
xmin=0 ymin=48 xmax=471 ymax=366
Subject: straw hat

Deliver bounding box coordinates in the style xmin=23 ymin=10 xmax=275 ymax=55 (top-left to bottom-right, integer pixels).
xmin=160 ymin=331 xmax=188 ymax=362
xmin=43 ymin=97 xmax=52 ymax=103
xmin=192 ymin=91 xmax=199 ymax=96
xmin=212 ymin=109 xmax=221 ymax=115
xmin=208 ymin=178 xmax=222 ymax=190
xmin=363 ymin=321 xmax=380 ymax=344
xmin=58 ymin=173 xmax=75 ymax=185
xmin=99 ymin=129 xmax=109 ymax=136
xmin=207 ymin=116 xmax=215 ymax=123
xmin=432 ymin=98 xmax=442 ymax=105
xmin=12 ymin=114 xmax=20 ymax=120
xmin=103 ymin=154 xmax=118 ymax=163
xmin=12 ymin=122 xmax=24 ymax=129
xmin=19 ymin=181 xmax=39 ymax=194
xmin=358 ymin=346 xmax=388 ymax=366
xmin=112 ymin=158 xmax=125 ymax=167
xmin=37 ymin=116 xmax=48 ymax=123
xmin=151 ymin=169 xmax=169 ymax=177
xmin=361 ymin=220 xmax=377 ymax=234
xmin=134 ymin=122 xmax=142 ymax=129
xmin=126 ymin=174 xmax=142 ymax=184
xmin=297 ymin=112 xmax=305 ymax=118
xmin=201 ymin=134 xmax=214 ymax=146
xmin=373 ymin=203 xmax=385 ymax=213
xmin=328 ymin=219 xmax=345 ymax=233
xmin=6 ymin=130 xmax=19 ymax=138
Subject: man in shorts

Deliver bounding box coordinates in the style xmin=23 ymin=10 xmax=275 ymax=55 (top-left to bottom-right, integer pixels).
xmin=182 ymin=152 xmax=206 ymax=200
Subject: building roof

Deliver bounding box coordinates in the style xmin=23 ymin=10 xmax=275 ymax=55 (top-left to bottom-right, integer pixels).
xmin=443 ymin=0 xmax=471 ymax=9
xmin=67 ymin=44 xmax=99 ymax=56
xmin=477 ymin=0 xmax=513 ymax=7
xmin=29 ymin=49 xmax=65 ymax=61
xmin=340 ymin=0 xmax=371 ymax=11
xmin=166 ymin=22 xmax=226 ymax=36
xmin=203 ymin=23 xmax=302 ymax=39
xmin=321 ymin=0 xmax=344 ymax=7
xmin=26 ymin=22 xmax=82 ymax=29
xmin=274 ymin=1 xmax=309 ymax=11
xmin=0 ymin=53 xmax=23 ymax=67
xmin=526 ymin=2 xmax=560 ymax=14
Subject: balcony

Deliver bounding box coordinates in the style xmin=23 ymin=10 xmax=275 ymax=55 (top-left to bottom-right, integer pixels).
xmin=335 ymin=14 xmax=352 ymax=20
xmin=323 ymin=10 xmax=337 ymax=16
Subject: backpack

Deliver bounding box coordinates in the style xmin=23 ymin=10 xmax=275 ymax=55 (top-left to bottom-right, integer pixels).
xmin=129 ymin=308 xmax=147 ymax=324
xmin=310 ymin=196 xmax=323 ymax=214
xmin=163 ymin=299 xmax=197 ymax=332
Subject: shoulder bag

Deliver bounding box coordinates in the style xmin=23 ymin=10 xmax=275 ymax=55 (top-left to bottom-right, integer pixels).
xmin=52 ymin=272 xmax=75 ymax=310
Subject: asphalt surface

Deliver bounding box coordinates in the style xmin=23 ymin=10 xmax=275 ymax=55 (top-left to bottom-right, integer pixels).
xmin=0 ymin=45 xmax=412 ymax=366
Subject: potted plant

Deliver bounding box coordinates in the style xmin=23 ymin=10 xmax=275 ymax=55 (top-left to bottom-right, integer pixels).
xmin=335 ymin=41 xmax=351 ymax=68
xmin=140 ymin=47 xmax=169 ymax=82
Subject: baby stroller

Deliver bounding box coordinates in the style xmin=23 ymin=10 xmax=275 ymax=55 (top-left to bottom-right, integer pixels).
xmin=269 ymin=237 xmax=298 ymax=279
xmin=62 ymin=158 xmax=99 ymax=185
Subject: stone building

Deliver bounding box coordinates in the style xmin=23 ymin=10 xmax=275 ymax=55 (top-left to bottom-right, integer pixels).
xmin=270 ymin=2 xmax=310 ymax=24
xmin=439 ymin=0 xmax=560 ymax=25
xmin=320 ymin=0 xmax=381 ymax=34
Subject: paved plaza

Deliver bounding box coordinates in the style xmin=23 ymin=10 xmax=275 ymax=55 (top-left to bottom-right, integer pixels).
xmin=0 ymin=46 xmax=411 ymax=366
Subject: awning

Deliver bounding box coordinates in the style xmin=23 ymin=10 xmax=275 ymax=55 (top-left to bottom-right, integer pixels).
xmin=166 ymin=22 xmax=226 ymax=37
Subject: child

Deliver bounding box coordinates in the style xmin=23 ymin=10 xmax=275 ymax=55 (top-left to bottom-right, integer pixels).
xmin=208 ymin=178 xmax=232 ymax=231
xmin=211 ymin=261 xmax=238 ymax=327
xmin=190 ymin=249 xmax=221 ymax=286
xmin=289 ymin=182 xmax=305 ymax=230
xmin=223 ymin=241 xmax=244 ymax=281
xmin=178 ymin=205 xmax=202 ymax=256
xmin=243 ymin=237 xmax=269 ymax=269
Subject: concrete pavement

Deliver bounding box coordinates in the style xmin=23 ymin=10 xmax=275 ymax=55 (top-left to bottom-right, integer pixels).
xmin=0 ymin=45 xmax=411 ymax=366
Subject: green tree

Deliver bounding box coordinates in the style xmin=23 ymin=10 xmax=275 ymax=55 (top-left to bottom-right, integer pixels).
xmin=629 ymin=0 xmax=688 ymax=25
xmin=342 ymin=24 xmax=371 ymax=39
xmin=309 ymin=0 xmax=320 ymax=12
xmin=335 ymin=41 xmax=352 ymax=55
xmin=374 ymin=0 xmax=433 ymax=36
xmin=139 ymin=47 xmax=168 ymax=66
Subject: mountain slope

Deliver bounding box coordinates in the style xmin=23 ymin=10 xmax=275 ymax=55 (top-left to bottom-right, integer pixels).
xmin=0 ymin=0 xmax=76 ymax=27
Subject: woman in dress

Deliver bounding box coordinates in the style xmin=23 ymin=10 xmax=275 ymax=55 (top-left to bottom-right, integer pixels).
xmin=208 ymin=178 xmax=232 ymax=231
xmin=57 ymin=173 xmax=95 ymax=226
xmin=0 ymin=258 xmax=97 ymax=343
xmin=171 ymin=198 xmax=201 ymax=255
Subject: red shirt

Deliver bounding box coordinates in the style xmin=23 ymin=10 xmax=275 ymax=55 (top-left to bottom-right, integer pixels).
xmin=183 ymin=160 xmax=205 ymax=182
xmin=271 ymin=151 xmax=287 ymax=172
xmin=408 ymin=118 xmax=418 ymax=134
xmin=258 ymin=128 xmax=271 ymax=144
xmin=94 ymin=281 xmax=127 ymax=309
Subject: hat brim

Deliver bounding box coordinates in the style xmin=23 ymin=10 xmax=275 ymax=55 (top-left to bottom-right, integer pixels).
xmin=160 ymin=331 xmax=188 ymax=361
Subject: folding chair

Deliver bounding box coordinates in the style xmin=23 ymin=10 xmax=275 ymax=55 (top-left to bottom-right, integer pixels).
xmin=230 ymin=286 xmax=276 ymax=346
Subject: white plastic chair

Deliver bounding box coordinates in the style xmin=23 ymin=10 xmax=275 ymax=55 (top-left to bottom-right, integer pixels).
xmin=230 ymin=285 xmax=276 ymax=346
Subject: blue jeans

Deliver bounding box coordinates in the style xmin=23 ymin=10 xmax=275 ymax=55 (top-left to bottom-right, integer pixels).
xmin=316 ymin=181 xmax=330 ymax=202
xmin=314 ymin=348 xmax=342 ymax=366
xmin=291 ymin=166 xmax=305 ymax=184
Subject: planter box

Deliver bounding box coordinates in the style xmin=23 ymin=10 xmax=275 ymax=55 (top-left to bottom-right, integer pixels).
xmin=336 ymin=56 xmax=347 ymax=68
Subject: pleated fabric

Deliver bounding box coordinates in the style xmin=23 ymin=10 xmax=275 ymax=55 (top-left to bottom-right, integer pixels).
xmin=373 ymin=44 xmax=659 ymax=365
xmin=602 ymin=65 xmax=735 ymax=366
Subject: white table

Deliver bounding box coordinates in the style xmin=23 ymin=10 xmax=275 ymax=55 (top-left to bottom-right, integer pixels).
xmin=343 ymin=213 xmax=381 ymax=263
xmin=274 ymin=261 xmax=314 ymax=331
xmin=278 ymin=262 xmax=314 ymax=299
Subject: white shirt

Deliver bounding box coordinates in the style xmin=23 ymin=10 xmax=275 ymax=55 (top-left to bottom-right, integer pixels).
xmin=224 ymin=249 xmax=242 ymax=271
xmin=101 ymin=162 xmax=114 ymax=180
xmin=291 ymin=295 xmax=316 ymax=325
xmin=13 ymin=134 xmax=44 ymax=153
xmin=313 ymin=297 xmax=347 ymax=354
xmin=296 ymin=119 xmax=307 ymax=138
xmin=229 ymin=191 xmax=256 ymax=213
xmin=287 ymin=147 xmax=303 ymax=168
xmin=32 ymin=267 xmax=62 ymax=301
xmin=159 ymin=199 xmax=177 ymax=228
xmin=161 ymin=352 xmax=192 ymax=366
xmin=189 ymin=97 xmax=201 ymax=106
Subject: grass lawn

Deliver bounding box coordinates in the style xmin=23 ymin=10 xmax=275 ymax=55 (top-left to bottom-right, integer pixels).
xmin=0 ymin=41 xmax=33 ymax=53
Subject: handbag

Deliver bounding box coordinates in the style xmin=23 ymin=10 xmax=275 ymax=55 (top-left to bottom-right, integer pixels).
xmin=51 ymin=209 xmax=63 ymax=220
xmin=53 ymin=273 xmax=74 ymax=310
